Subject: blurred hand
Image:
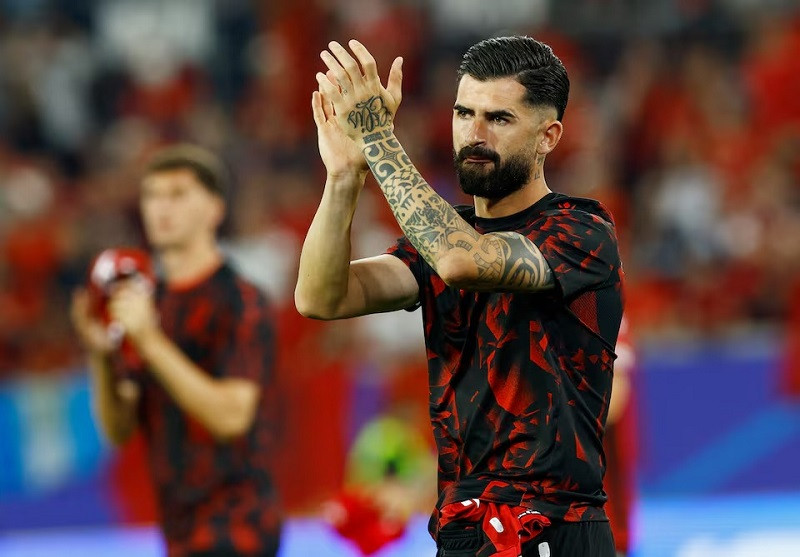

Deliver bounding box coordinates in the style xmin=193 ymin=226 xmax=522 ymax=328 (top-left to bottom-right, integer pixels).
xmin=71 ymin=289 xmax=115 ymax=355
xmin=316 ymin=39 xmax=403 ymax=145
xmin=107 ymin=280 xmax=159 ymax=345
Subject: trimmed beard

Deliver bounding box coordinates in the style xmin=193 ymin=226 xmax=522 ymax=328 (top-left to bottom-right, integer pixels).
xmin=453 ymin=145 xmax=534 ymax=200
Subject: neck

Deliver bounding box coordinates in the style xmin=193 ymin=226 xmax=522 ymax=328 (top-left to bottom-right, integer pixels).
xmin=474 ymin=178 xmax=552 ymax=218
xmin=158 ymin=238 xmax=222 ymax=286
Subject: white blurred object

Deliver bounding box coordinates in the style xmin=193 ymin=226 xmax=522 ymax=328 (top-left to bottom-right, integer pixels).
xmin=96 ymin=0 xmax=214 ymax=84
xmin=16 ymin=377 xmax=75 ymax=492
xmin=652 ymin=164 xmax=724 ymax=261
xmin=223 ymin=229 xmax=300 ymax=306
xmin=678 ymin=531 xmax=800 ymax=557
xmin=2 ymin=166 xmax=54 ymax=218
xmin=431 ymin=0 xmax=548 ymax=35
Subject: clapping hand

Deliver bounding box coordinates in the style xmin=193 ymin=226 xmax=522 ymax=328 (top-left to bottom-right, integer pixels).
xmin=315 ymin=40 xmax=403 ymax=147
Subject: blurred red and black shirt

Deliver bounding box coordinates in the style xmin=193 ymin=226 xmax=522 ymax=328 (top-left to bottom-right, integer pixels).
xmin=388 ymin=192 xmax=624 ymax=527
xmin=118 ymin=262 xmax=281 ymax=557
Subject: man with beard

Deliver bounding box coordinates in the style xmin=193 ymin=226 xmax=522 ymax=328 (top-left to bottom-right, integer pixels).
xmin=296 ymin=36 xmax=623 ymax=557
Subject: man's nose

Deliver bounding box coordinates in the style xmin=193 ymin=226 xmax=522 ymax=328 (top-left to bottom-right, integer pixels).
xmin=467 ymin=119 xmax=488 ymax=145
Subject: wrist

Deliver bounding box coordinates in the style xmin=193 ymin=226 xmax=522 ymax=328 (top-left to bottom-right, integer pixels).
xmin=127 ymin=324 xmax=163 ymax=356
xmin=326 ymin=168 xmax=368 ymax=184
xmin=357 ymin=127 xmax=394 ymax=150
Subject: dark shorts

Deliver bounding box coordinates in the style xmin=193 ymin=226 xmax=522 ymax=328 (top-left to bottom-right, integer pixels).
xmin=436 ymin=519 xmax=615 ymax=557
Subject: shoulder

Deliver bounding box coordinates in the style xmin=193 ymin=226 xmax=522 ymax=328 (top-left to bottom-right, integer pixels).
xmin=540 ymin=194 xmax=617 ymax=227
xmin=215 ymin=262 xmax=273 ymax=312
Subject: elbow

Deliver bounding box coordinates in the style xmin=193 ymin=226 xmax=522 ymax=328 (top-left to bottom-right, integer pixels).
xmin=208 ymin=410 xmax=254 ymax=442
xmin=210 ymin=420 xmax=249 ymax=442
xmin=436 ymin=253 xmax=476 ymax=289
xmin=294 ymin=289 xmax=338 ymax=320
xmin=208 ymin=386 xmax=260 ymax=441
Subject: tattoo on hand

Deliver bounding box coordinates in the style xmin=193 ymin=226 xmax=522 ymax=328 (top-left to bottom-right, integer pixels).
xmin=348 ymin=96 xmax=392 ymax=134
xmin=362 ymin=132 xmax=554 ymax=290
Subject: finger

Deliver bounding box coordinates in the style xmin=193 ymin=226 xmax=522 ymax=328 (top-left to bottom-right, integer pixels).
xmin=348 ymin=39 xmax=379 ymax=83
xmin=311 ymin=91 xmax=326 ymax=126
xmin=320 ymin=50 xmax=352 ymax=92
xmin=325 ymin=70 xmax=339 ymax=88
xmin=132 ymin=276 xmax=151 ymax=294
xmin=327 ymin=41 xmax=362 ymax=84
xmin=386 ymin=56 xmax=404 ymax=105
xmin=316 ymin=71 xmax=342 ymax=102
xmin=321 ymin=92 xmax=336 ymax=120
xmin=71 ymin=288 xmax=89 ymax=318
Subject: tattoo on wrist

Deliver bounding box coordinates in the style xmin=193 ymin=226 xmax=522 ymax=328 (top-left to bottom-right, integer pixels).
xmin=363 ymin=129 xmax=393 ymax=145
xmin=347 ymin=96 xmax=392 ymax=134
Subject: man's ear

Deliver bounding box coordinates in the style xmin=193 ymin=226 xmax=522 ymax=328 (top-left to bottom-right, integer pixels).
xmin=538 ymin=118 xmax=563 ymax=155
xmin=211 ymin=195 xmax=226 ymax=230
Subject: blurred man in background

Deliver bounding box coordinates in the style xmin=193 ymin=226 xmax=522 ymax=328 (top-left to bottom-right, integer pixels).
xmin=297 ymin=36 xmax=623 ymax=556
xmin=71 ymin=145 xmax=282 ymax=557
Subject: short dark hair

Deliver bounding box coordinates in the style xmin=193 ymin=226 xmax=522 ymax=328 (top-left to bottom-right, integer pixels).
xmin=458 ymin=36 xmax=570 ymax=120
xmin=144 ymin=144 xmax=228 ymax=198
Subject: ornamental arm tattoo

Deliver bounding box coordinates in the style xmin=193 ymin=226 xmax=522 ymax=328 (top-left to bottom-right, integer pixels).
xmin=359 ymin=127 xmax=554 ymax=292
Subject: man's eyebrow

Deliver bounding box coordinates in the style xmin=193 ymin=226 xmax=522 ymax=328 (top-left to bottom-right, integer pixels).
xmin=485 ymin=109 xmax=516 ymax=120
xmin=453 ymin=104 xmax=517 ymax=120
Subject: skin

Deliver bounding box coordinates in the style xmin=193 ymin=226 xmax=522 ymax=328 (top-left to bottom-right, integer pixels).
xmin=296 ymin=40 xmax=565 ymax=321
xmin=72 ymin=169 xmax=260 ymax=443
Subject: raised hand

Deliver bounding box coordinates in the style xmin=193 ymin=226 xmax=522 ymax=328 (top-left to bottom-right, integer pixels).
xmin=312 ymin=85 xmax=369 ymax=181
xmin=315 ymin=40 xmax=403 ymax=145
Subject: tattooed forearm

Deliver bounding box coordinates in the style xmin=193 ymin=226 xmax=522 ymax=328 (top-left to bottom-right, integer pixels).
xmin=361 ymin=124 xmax=554 ymax=291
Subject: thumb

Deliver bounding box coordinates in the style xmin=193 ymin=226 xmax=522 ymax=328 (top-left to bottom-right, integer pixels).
xmin=386 ymin=57 xmax=403 ymax=106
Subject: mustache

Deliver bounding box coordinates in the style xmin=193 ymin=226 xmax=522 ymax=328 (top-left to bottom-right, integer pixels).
xmin=455 ymin=145 xmax=500 ymax=164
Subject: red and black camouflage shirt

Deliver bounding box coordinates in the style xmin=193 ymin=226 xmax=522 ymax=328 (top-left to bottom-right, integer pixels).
xmin=387 ymin=192 xmax=624 ymax=530
xmin=124 ymin=262 xmax=281 ymax=557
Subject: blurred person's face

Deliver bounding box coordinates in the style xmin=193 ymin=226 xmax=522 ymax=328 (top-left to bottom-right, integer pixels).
xmin=452 ymin=75 xmax=552 ymax=199
xmin=140 ymin=169 xmax=223 ymax=251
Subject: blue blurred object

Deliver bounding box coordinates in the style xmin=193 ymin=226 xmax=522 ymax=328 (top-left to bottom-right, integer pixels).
xmin=2 ymin=498 xmax=800 ymax=557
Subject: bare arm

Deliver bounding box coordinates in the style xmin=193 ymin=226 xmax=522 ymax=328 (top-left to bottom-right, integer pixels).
xmin=296 ymin=82 xmax=418 ymax=320
xmin=109 ymin=285 xmax=258 ymax=441
xmin=295 ymin=176 xmax=418 ymax=319
xmin=71 ymin=290 xmax=139 ymax=445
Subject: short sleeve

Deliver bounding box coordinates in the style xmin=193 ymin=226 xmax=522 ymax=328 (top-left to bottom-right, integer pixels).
xmin=222 ymin=287 xmax=275 ymax=384
xmin=386 ymin=235 xmax=425 ymax=311
xmin=527 ymin=209 xmax=620 ymax=300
